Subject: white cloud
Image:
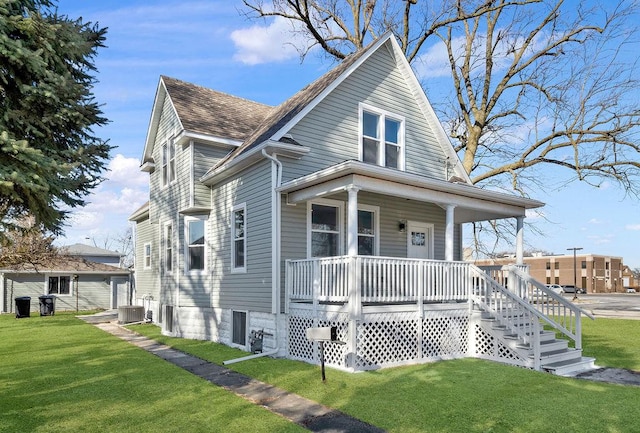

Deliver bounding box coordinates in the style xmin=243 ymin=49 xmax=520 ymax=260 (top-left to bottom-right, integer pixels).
xmin=107 ymin=154 xmax=147 ymax=187
xmin=413 ymin=29 xmax=550 ymax=81
xmin=587 ymin=234 xmax=614 ymax=245
xmin=231 ymin=17 xmax=301 ymax=65
xmin=412 ymin=37 xmax=463 ymax=79
xmin=626 ymin=224 xmax=640 ymax=231
xmin=588 ymin=218 xmax=603 ymax=224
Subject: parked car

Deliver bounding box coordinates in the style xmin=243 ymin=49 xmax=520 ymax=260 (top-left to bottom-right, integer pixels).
xmin=626 ymin=287 xmax=636 ymax=293
xmin=562 ymin=285 xmax=586 ymax=294
xmin=545 ymin=284 xmax=564 ymax=294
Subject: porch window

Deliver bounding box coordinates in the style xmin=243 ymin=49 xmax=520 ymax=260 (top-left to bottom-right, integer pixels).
xmin=163 ymin=222 xmax=173 ymax=273
xmin=143 ymin=243 xmax=151 ymax=269
xmin=231 ymin=204 xmax=246 ymax=272
xmin=309 ymin=201 xmax=343 ymax=257
xmin=358 ymin=206 xmax=379 ymax=255
xmin=185 ymin=216 xmax=206 ymax=272
xmin=162 ymin=140 xmax=176 ymax=186
xmin=48 ymin=276 xmax=71 ymax=295
xmin=360 ymin=104 xmax=404 ymax=170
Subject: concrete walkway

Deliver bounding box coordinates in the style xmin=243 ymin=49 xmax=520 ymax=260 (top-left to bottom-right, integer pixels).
xmin=79 ymin=312 xmax=385 ymax=433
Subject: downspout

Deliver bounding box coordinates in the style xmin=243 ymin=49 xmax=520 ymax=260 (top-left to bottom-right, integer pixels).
xmin=223 ymin=149 xmax=282 ymax=365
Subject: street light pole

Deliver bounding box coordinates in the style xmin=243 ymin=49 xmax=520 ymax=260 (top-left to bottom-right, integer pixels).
xmin=567 ymin=247 xmax=583 ymax=301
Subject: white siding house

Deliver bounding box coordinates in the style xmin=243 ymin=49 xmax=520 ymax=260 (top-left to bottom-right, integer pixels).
xmin=131 ymin=33 xmax=595 ymax=375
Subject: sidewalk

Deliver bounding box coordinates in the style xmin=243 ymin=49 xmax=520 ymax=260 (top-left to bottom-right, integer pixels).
xmin=79 ymin=311 xmax=385 ymax=433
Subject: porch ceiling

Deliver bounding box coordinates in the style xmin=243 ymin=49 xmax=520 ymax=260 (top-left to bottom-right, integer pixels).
xmin=277 ymin=161 xmax=544 ymax=223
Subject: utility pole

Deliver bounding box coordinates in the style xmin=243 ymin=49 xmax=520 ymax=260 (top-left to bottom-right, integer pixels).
xmin=567 ymin=247 xmax=583 ymax=301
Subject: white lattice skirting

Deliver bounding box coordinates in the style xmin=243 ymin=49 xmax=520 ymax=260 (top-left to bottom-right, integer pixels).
xmin=287 ymin=305 xmax=470 ymax=371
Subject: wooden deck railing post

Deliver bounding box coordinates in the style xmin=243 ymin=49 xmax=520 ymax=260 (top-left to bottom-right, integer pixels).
xmin=312 ymin=259 xmax=320 ymax=325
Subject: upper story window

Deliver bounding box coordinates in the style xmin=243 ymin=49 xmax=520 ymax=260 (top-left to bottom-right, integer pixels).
xmin=231 ymin=204 xmax=246 ymax=272
xmin=360 ymin=104 xmax=404 ymax=170
xmin=185 ymin=216 xmax=206 ymax=272
xmin=143 ymin=243 xmax=151 ymax=269
xmin=162 ymin=140 xmax=176 ymax=187
xmin=48 ymin=275 xmax=71 ymax=295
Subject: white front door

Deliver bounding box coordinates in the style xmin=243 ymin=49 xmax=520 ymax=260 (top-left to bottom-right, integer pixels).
xmin=407 ymin=221 xmax=434 ymax=259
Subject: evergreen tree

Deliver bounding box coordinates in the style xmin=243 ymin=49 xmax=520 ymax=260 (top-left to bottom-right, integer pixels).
xmin=0 ymin=0 xmax=111 ymax=238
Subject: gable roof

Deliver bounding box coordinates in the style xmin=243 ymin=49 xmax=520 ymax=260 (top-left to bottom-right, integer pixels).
xmin=208 ymin=38 xmax=380 ymax=172
xmin=201 ymin=32 xmax=470 ymax=183
xmin=62 ymin=243 xmax=122 ymax=258
xmin=142 ymin=76 xmax=273 ymax=164
xmin=0 ymin=256 xmax=129 ymax=274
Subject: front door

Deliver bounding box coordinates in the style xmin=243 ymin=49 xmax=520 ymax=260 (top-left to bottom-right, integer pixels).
xmin=407 ymin=221 xmax=434 ymax=259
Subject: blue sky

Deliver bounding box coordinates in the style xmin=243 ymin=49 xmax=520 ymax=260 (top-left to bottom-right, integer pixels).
xmin=53 ymin=0 xmax=640 ymax=268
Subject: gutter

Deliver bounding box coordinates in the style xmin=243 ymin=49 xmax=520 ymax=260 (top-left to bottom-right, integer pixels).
xmin=223 ymin=149 xmax=283 ymax=365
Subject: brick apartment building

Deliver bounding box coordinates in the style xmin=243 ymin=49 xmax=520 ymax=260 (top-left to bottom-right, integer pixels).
xmin=474 ymin=254 xmax=625 ymax=293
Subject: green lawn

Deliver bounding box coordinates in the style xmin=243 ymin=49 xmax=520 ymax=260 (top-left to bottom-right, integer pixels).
xmin=0 ymin=312 xmax=304 ymax=433
xmin=2 ymin=312 xmax=639 ymax=433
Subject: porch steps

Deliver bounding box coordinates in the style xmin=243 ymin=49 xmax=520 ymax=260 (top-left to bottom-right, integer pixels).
xmin=479 ymin=315 xmax=596 ymax=376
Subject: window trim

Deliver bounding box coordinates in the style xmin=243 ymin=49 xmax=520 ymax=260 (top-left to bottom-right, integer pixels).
xmin=163 ymin=221 xmax=173 ymax=275
xmin=161 ymin=139 xmax=176 ymax=187
xmin=231 ymin=203 xmax=247 ymax=273
xmin=143 ymin=243 xmax=151 ymax=270
xmin=231 ymin=310 xmax=248 ymax=348
xmin=358 ymin=103 xmax=405 ymax=170
xmin=46 ymin=274 xmax=73 ymax=296
xmin=307 ymin=198 xmax=344 ymax=258
xmin=358 ymin=204 xmax=380 ymax=256
xmin=184 ymin=215 xmax=207 ymax=275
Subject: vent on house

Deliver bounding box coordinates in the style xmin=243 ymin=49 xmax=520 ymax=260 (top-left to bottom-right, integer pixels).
xmin=117 ymin=305 xmax=145 ymax=324
xmin=165 ymin=305 xmax=174 ymax=333
xmin=232 ymin=311 xmax=247 ymax=346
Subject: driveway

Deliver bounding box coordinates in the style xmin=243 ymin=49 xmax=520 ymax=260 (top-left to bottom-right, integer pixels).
xmin=569 ymin=293 xmax=640 ymax=320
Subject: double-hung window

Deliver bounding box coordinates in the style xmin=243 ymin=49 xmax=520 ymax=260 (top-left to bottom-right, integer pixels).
xmin=358 ymin=205 xmax=379 ymax=256
xmin=185 ymin=216 xmax=206 ymax=272
xmin=162 ymin=140 xmax=176 ymax=186
xmin=309 ymin=200 xmax=343 ymax=258
xmin=231 ymin=204 xmax=246 ymax=272
xmin=163 ymin=222 xmax=173 ymax=273
xmin=143 ymin=243 xmax=151 ymax=269
xmin=48 ymin=276 xmax=71 ymax=295
xmin=360 ymin=104 xmax=404 ymax=170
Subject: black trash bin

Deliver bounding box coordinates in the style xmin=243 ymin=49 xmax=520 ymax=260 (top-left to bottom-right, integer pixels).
xmin=15 ymin=296 xmax=31 ymax=318
xmin=39 ymin=295 xmax=56 ymax=316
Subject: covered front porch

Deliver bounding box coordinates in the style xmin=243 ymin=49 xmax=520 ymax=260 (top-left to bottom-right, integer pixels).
xmin=278 ymin=162 xmax=593 ymax=374
xmin=279 ymin=161 xmax=541 ymax=265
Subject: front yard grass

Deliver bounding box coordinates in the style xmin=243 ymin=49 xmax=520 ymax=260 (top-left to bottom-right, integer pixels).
xmin=0 ymin=312 xmax=304 ymax=433
xmin=2 ymin=312 xmax=639 ymax=433
xmin=132 ymin=317 xmax=640 ymax=433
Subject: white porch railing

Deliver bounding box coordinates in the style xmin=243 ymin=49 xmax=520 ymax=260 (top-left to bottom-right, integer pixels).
xmin=286 ymin=256 xmax=472 ymax=306
xmin=286 ymin=256 xmax=594 ymax=371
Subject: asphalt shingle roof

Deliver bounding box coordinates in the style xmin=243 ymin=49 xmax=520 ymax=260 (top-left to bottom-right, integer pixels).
xmin=161 ymin=76 xmax=273 ymax=141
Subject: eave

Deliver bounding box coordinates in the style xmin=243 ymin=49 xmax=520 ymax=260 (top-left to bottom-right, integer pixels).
xmin=200 ymin=141 xmax=310 ymax=186
xmin=277 ymin=161 xmax=544 ymax=224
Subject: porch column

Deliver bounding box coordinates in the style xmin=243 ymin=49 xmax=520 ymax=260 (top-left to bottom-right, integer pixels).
xmin=445 ymin=204 xmax=456 ymax=261
xmin=516 ymin=216 xmax=524 ymax=265
xmin=347 ymin=186 xmax=360 ymax=256
xmin=346 ymin=185 xmax=361 ymax=371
